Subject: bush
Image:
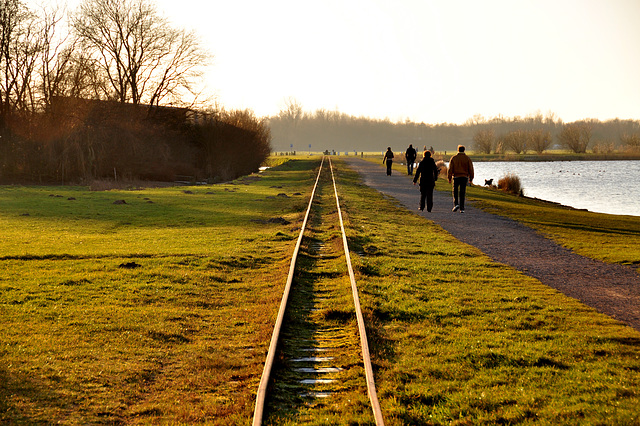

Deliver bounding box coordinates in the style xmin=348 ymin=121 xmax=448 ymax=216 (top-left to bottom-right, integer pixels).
xmin=621 ymin=133 xmax=640 ymax=152
xmin=497 ymin=173 xmax=522 ymax=195
xmin=592 ymin=141 xmax=616 ymax=154
xmin=192 ymin=108 xmax=271 ymax=182
xmin=436 ymin=160 xmax=447 ymax=179
xmin=0 ymin=100 xmax=271 ymax=184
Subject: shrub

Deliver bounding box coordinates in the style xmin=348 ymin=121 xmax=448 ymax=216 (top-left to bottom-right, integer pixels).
xmin=497 ymin=173 xmax=522 ymax=195
xmin=192 ymin=108 xmax=271 ymax=181
xmin=620 ymin=133 xmax=640 ymax=152
xmin=592 ymin=141 xmax=615 ymax=154
xmin=0 ymin=100 xmax=271 ymax=184
xmin=436 ymin=160 xmax=447 ymax=179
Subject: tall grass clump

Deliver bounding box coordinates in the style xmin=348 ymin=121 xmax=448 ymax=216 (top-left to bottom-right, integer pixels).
xmin=497 ymin=172 xmax=522 ymax=195
xmin=436 ymin=160 xmax=447 ymax=178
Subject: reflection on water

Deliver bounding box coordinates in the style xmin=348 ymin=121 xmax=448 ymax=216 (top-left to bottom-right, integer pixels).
xmin=469 ymin=160 xmax=640 ymax=217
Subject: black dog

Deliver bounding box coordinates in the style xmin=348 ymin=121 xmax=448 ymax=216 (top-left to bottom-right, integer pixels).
xmin=485 ymin=179 xmax=494 ymax=186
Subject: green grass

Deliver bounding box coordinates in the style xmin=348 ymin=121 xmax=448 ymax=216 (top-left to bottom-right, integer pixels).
xmin=0 ymin=161 xmax=317 ymax=424
xmin=333 ymin=160 xmax=640 ymax=424
xmin=264 ymin=169 xmax=375 ymax=424
xmin=1 ymin=157 xmax=639 ymax=424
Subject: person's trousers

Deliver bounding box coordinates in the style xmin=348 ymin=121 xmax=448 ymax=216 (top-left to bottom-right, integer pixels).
xmin=386 ymin=160 xmax=393 ymax=175
xmin=420 ymin=184 xmax=434 ymax=212
xmin=453 ymin=177 xmax=468 ymax=209
xmin=407 ymin=161 xmax=414 ymax=175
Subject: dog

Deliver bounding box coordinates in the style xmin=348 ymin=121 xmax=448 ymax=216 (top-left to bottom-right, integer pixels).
xmin=485 ymin=178 xmax=494 ymax=186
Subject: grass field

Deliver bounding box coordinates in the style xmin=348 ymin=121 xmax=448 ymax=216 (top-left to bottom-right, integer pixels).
xmin=0 ymin=161 xmax=316 ymax=424
xmin=335 ymin=160 xmax=640 ymax=425
xmin=1 ymin=157 xmax=639 ymax=424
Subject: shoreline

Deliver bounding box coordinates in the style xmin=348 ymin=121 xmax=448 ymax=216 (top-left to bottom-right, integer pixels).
xmin=343 ymin=157 xmax=640 ymax=331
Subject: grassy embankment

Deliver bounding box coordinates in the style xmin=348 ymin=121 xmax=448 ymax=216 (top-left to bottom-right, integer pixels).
xmin=335 ymin=159 xmax=639 ymax=424
xmin=1 ymin=156 xmax=639 ymax=424
xmin=0 ymin=159 xmax=311 ymax=424
xmin=464 ymin=184 xmax=640 ymax=271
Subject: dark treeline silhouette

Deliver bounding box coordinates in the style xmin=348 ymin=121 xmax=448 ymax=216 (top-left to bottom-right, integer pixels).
xmin=269 ymin=105 xmax=640 ymax=155
xmin=0 ymin=0 xmax=270 ymax=184
xmin=0 ymin=98 xmax=271 ymax=184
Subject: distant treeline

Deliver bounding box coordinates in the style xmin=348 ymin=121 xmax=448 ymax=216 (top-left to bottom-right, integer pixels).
xmin=0 ymin=100 xmax=271 ymax=184
xmin=269 ymin=104 xmax=640 ymax=155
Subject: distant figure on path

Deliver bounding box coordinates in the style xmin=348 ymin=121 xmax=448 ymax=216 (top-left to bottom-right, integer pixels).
xmin=405 ymin=144 xmax=417 ymax=175
xmin=413 ymin=150 xmax=439 ymax=212
xmin=447 ymin=145 xmax=474 ymax=213
xmin=383 ymin=147 xmax=394 ymax=176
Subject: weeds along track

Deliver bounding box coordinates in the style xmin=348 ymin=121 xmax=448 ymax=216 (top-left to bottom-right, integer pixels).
xmin=253 ymin=157 xmax=384 ymax=425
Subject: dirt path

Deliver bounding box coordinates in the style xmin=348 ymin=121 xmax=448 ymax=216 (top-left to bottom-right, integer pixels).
xmin=343 ymin=157 xmax=640 ymax=332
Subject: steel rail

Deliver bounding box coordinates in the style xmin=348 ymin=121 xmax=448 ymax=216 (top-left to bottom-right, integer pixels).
xmin=252 ymin=156 xmax=326 ymax=426
xmin=252 ymin=156 xmax=385 ymax=425
xmin=329 ymin=157 xmax=385 ymax=426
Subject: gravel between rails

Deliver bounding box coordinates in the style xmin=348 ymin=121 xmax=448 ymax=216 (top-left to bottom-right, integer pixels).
xmin=342 ymin=157 xmax=640 ymax=332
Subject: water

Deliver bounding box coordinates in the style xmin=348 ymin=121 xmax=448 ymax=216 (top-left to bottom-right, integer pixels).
xmin=468 ymin=160 xmax=640 ymax=217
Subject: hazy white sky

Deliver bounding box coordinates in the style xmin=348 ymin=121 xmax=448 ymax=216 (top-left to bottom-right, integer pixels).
xmin=38 ymin=0 xmax=640 ymax=124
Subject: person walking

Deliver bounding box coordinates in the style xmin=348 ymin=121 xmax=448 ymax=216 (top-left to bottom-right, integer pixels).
xmin=405 ymin=144 xmax=417 ymax=175
xmin=447 ymin=145 xmax=474 ymax=213
xmin=383 ymin=147 xmax=394 ymax=176
xmin=413 ymin=150 xmax=439 ymax=212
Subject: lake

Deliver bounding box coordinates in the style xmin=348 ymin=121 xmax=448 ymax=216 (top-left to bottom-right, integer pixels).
xmin=466 ymin=160 xmax=640 ymax=217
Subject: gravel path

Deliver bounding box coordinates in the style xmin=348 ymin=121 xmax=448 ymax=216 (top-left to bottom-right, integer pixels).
xmin=343 ymin=157 xmax=640 ymax=331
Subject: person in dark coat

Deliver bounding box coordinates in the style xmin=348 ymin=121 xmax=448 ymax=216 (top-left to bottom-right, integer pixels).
xmin=405 ymin=144 xmax=417 ymax=175
xmin=412 ymin=150 xmax=439 ymax=212
xmin=382 ymin=147 xmax=394 ymax=176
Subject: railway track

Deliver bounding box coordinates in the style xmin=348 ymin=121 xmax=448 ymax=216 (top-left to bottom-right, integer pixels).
xmin=253 ymin=157 xmax=384 ymax=425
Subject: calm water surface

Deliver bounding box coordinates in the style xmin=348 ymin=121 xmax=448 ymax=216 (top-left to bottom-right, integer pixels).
xmin=469 ymin=160 xmax=640 ymax=217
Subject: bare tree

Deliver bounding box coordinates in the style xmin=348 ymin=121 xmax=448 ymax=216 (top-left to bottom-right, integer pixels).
xmin=71 ymin=0 xmax=209 ymax=107
xmin=529 ymin=129 xmax=552 ymax=154
xmin=279 ymin=96 xmax=303 ymax=123
xmin=472 ymin=128 xmax=494 ymax=154
xmin=0 ymin=0 xmax=38 ymax=118
xmin=559 ymin=123 xmax=591 ymax=153
xmin=501 ymin=130 xmax=527 ymax=154
xmin=278 ymin=97 xmax=303 ymax=149
xmin=0 ymin=0 xmax=19 ymax=122
xmin=37 ymin=2 xmax=77 ymax=107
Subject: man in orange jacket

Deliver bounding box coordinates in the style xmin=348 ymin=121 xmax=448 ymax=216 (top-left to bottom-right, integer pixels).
xmin=447 ymin=145 xmax=474 ymax=213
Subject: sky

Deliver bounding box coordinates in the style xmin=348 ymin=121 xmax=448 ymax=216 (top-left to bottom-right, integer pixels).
xmin=33 ymin=0 xmax=640 ymax=124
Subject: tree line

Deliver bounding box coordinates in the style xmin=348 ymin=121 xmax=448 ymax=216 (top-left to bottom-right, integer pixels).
xmin=269 ymin=99 xmax=640 ymax=155
xmin=0 ymin=0 xmax=270 ymax=184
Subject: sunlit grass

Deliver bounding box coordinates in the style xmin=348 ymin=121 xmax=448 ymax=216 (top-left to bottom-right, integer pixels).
xmin=2 ymin=156 xmax=639 ymax=424
xmin=333 ymin=159 xmax=640 ymax=425
xmin=0 ymin=160 xmax=318 ymax=424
